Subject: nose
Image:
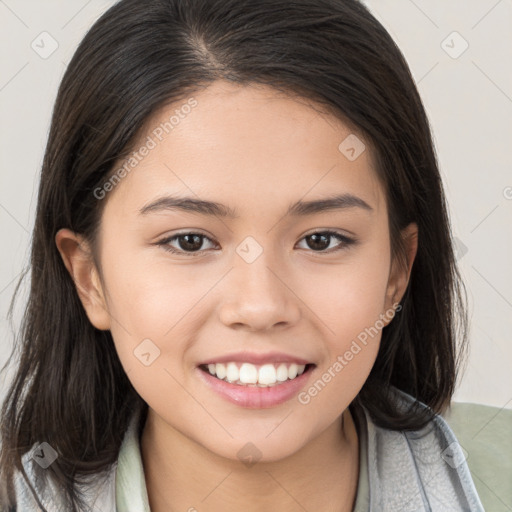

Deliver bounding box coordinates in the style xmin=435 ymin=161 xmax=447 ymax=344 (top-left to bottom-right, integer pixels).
xmin=217 ymin=250 xmax=301 ymax=332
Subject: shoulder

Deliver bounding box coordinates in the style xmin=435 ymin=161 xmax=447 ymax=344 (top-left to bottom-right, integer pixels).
xmin=11 ymin=445 xmax=117 ymax=511
xmin=361 ymin=387 xmax=485 ymax=511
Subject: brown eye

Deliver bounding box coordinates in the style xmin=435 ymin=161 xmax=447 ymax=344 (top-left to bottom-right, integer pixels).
xmin=305 ymin=233 xmax=331 ymax=251
xmin=157 ymin=232 xmax=217 ymax=256
xmin=298 ymin=231 xmax=355 ymax=253
xmin=174 ymin=234 xmax=204 ymax=252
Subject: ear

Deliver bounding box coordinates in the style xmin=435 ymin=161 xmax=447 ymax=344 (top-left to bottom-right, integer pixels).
xmin=383 ymin=222 xmax=418 ymax=322
xmin=55 ymin=228 xmax=111 ymax=330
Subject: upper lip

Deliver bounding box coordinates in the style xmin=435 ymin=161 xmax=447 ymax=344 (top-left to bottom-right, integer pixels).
xmin=198 ymin=351 xmax=313 ymax=366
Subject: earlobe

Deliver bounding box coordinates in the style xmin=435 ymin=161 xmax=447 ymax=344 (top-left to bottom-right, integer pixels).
xmin=384 ymin=222 xmax=419 ymax=318
xmin=55 ymin=228 xmax=111 ymax=331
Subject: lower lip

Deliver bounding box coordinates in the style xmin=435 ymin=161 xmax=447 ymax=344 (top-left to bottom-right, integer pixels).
xmin=196 ymin=365 xmax=315 ymax=409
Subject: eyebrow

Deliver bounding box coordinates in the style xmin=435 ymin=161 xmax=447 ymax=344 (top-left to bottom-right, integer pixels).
xmin=139 ymin=193 xmax=373 ymax=218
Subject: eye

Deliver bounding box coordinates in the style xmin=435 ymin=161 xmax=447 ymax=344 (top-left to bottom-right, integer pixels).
xmin=155 ymin=230 xmax=356 ymax=257
xmin=296 ymin=230 xmax=356 ymax=253
xmin=156 ymin=232 xmax=217 ymax=256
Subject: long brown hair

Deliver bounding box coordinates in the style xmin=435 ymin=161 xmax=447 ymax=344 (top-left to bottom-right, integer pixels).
xmin=0 ymin=0 xmax=468 ymax=509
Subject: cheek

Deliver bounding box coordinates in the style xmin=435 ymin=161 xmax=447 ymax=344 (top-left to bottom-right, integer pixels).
xmin=298 ymin=263 xmax=389 ymax=415
xmin=98 ymin=245 xmax=211 ymax=387
xmin=300 ymin=248 xmax=390 ymax=399
xmin=307 ymin=250 xmax=391 ymax=341
xmin=101 ymin=241 xmax=208 ymax=333
xmin=102 ymin=264 xmax=197 ymax=409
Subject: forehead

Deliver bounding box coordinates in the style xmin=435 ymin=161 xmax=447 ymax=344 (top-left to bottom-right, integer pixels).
xmin=105 ymin=80 xmax=385 ymax=219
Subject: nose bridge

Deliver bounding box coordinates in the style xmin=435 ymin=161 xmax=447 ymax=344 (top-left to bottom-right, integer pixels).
xmin=233 ymin=236 xmax=282 ymax=302
xmin=218 ymin=235 xmax=300 ymax=329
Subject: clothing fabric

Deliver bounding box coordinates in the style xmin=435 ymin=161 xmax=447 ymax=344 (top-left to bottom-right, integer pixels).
xmin=12 ymin=387 xmax=484 ymax=511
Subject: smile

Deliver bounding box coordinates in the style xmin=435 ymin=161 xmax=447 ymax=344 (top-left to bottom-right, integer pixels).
xmin=197 ymin=362 xmax=316 ymax=408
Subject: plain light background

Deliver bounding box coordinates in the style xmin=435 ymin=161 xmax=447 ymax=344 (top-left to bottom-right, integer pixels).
xmin=0 ymin=0 xmax=511 ymax=410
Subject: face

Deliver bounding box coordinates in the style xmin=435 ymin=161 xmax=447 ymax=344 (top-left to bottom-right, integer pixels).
xmin=57 ymin=80 xmax=416 ymax=462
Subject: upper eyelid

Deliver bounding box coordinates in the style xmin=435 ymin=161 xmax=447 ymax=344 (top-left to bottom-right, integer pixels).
xmin=159 ymin=229 xmax=351 ymax=241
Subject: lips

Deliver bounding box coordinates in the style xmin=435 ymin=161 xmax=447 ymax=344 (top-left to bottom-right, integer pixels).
xmin=196 ymin=363 xmax=315 ymax=408
xmin=196 ymin=350 xmax=316 ymax=408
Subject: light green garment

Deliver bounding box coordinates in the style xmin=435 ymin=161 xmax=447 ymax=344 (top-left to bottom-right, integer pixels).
xmin=115 ymin=403 xmax=151 ymax=511
xmin=115 ymin=402 xmax=370 ymax=511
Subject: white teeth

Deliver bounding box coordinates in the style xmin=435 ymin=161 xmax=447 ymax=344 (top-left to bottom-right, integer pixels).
xmin=215 ymin=363 xmax=227 ymax=380
xmin=226 ymin=362 xmax=239 ymax=383
xmin=276 ymin=363 xmax=289 ymax=382
xmin=239 ymin=363 xmax=258 ymax=384
xmin=204 ymin=362 xmax=308 ymax=386
xmin=258 ymin=364 xmax=277 ymax=385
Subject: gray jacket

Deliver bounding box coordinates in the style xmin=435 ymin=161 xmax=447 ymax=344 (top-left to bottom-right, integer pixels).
xmin=10 ymin=388 xmax=485 ymax=511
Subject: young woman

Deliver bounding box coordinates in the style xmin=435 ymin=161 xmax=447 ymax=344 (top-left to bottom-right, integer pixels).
xmin=0 ymin=0 xmax=484 ymax=510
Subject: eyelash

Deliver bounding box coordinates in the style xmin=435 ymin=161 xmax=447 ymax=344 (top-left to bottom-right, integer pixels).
xmin=155 ymin=230 xmax=356 ymax=257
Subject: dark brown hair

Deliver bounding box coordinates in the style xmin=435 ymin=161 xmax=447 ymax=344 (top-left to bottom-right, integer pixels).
xmin=0 ymin=0 xmax=468 ymax=509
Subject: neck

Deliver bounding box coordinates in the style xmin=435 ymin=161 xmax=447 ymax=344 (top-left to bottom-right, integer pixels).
xmin=140 ymin=406 xmax=360 ymax=512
